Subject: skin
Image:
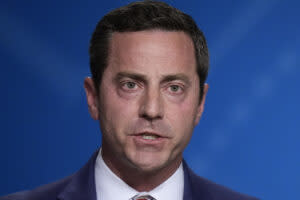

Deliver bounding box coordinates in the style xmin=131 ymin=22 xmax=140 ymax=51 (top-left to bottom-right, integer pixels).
xmin=84 ymin=30 xmax=208 ymax=191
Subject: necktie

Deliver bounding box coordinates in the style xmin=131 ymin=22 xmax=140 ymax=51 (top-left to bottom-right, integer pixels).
xmin=131 ymin=194 xmax=156 ymax=200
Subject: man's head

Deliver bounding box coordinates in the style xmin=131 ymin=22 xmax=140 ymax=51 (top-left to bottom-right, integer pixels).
xmin=84 ymin=0 xmax=209 ymax=190
xmin=89 ymin=0 xmax=209 ymax=100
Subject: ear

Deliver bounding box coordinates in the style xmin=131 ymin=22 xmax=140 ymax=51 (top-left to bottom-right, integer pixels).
xmin=194 ymin=83 xmax=209 ymax=126
xmin=84 ymin=77 xmax=100 ymax=120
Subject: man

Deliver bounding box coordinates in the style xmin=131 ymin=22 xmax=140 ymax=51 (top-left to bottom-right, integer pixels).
xmin=1 ymin=1 xmax=258 ymax=200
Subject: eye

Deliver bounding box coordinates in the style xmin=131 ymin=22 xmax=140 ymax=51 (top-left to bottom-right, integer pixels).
xmin=125 ymin=82 xmax=136 ymax=89
xmin=120 ymin=81 xmax=139 ymax=91
xmin=170 ymin=85 xmax=180 ymax=92
xmin=168 ymin=84 xmax=184 ymax=94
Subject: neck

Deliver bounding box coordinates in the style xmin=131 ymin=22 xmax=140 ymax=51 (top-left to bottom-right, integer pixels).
xmin=101 ymin=147 xmax=182 ymax=191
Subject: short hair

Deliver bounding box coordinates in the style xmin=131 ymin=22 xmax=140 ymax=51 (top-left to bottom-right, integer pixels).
xmin=89 ymin=0 xmax=209 ymax=100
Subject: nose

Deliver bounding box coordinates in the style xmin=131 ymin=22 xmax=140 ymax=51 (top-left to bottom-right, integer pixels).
xmin=138 ymin=87 xmax=164 ymax=121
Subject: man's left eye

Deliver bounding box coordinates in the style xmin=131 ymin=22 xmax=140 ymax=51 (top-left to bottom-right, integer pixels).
xmin=168 ymin=85 xmax=183 ymax=93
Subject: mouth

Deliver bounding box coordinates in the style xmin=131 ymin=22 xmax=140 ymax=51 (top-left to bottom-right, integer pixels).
xmin=131 ymin=131 xmax=167 ymax=143
xmin=140 ymin=133 xmax=160 ymax=140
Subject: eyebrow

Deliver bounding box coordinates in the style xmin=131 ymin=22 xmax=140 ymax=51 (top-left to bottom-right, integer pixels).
xmin=161 ymin=74 xmax=191 ymax=85
xmin=115 ymin=72 xmax=147 ymax=82
xmin=115 ymin=71 xmax=191 ymax=85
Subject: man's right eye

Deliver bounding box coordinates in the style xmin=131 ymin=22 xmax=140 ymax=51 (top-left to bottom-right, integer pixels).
xmin=121 ymin=81 xmax=138 ymax=90
xmin=126 ymin=82 xmax=136 ymax=88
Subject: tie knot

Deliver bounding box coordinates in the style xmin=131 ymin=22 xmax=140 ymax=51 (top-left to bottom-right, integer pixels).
xmin=131 ymin=193 xmax=156 ymax=200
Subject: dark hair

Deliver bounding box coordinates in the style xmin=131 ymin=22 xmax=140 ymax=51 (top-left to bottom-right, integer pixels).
xmin=89 ymin=0 xmax=209 ymax=100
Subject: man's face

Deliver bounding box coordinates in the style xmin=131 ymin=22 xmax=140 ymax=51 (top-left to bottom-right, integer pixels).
xmin=85 ymin=30 xmax=207 ymax=173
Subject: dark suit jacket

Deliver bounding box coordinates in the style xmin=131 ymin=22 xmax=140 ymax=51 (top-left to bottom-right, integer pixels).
xmin=1 ymin=150 xmax=258 ymax=200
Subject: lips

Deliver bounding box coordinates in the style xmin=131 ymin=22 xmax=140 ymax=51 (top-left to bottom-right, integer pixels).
xmin=132 ymin=131 xmax=165 ymax=139
xmin=141 ymin=134 xmax=158 ymax=140
xmin=131 ymin=131 xmax=167 ymax=145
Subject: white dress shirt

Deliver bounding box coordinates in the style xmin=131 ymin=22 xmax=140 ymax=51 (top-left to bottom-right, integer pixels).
xmin=94 ymin=150 xmax=184 ymax=200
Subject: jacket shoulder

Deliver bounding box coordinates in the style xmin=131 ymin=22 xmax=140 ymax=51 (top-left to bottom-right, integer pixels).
xmin=1 ymin=150 xmax=99 ymax=200
xmin=193 ymin=175 xmax=258 ymax=200
xmin=0 ymin=175 xmax=72 ymax=200
xmin=184 ymin=163 xmax=259 ymax=200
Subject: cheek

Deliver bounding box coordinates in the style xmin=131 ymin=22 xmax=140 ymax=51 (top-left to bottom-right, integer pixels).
xmin=100 ymin=88 xmax=138 ymax=132
xmin=166 ymin=98 xmax=198 ymax=140
xmin=168 ymin=94 xmax=199 ymax=122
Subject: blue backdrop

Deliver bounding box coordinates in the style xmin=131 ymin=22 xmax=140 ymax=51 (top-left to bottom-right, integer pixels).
xmin=1 ymin=0 xmax=299 ymax=199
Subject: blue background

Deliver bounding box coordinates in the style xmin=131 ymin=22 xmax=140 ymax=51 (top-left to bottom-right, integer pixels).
xmin=1 ymin=0 xmax=299 ymax=199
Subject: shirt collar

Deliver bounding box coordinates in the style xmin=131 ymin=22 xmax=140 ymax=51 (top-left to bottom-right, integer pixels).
xmin=94 ymin=149 xmax=184 ymax=200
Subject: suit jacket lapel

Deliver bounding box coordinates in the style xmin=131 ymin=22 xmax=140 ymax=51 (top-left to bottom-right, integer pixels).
xmin=57 ymin=150 xmax=98 ymax=200
xmin=182 ymin=160 xmax=213 ymax=200
xmin=183 ymin=160 xmax=194 ymax=200
xmin=56 ymin=151 xmax=213 ymax=200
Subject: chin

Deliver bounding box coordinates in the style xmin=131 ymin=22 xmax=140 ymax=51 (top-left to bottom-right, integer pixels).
xmin=128 ymin=154 xmax=170 ymax=173
xmin=134 ymin=162 xmax=165 ymax=174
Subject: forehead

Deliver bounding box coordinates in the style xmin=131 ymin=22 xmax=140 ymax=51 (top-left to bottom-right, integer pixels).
xmin=107 ymin=30 xmax=196 ymax=75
